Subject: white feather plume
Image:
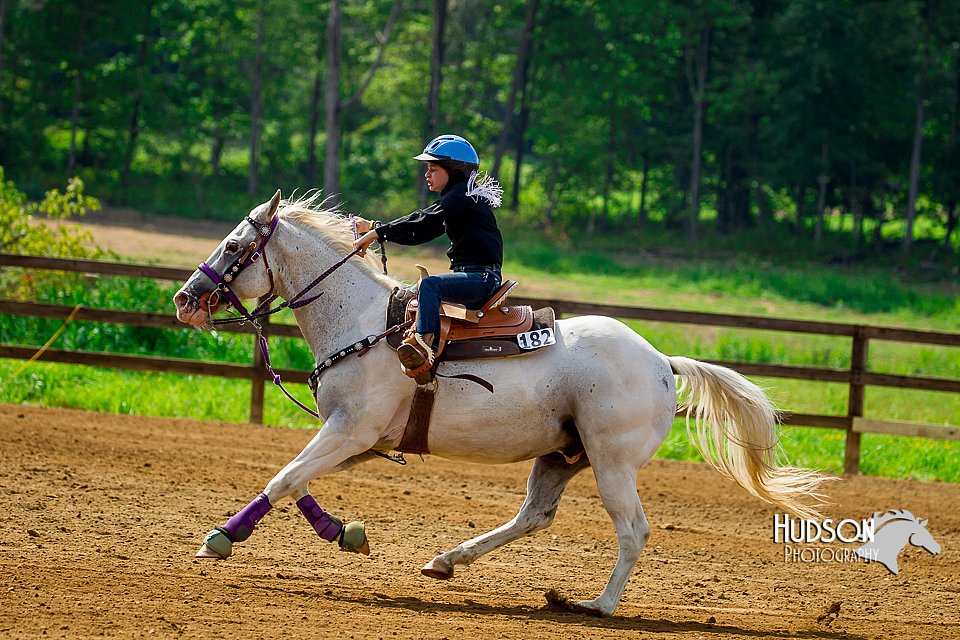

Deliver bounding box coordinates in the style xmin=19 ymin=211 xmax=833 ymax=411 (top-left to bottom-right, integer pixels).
xmin=465 ymin=170 xmax=503 ymax=208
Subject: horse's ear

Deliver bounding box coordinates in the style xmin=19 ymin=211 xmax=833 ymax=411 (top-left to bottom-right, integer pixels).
xmin=267 ymin=189 xmax=282 ymax=220
xmin=920 ymin=519 xmax=928 ymax=527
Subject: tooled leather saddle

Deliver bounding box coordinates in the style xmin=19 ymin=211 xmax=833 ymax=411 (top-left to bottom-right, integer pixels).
xmin=384 ymin=270 xmax=556 ymax=457
xmin=385 ymin=268 xmax=556 ymax=361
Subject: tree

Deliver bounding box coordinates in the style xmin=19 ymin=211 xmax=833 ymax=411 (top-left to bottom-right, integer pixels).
xmin=66 ymin=0 xmax=92 ymax=179
xmin=119 ymin=0 xmax=154 ymax=198
xmin=924 ymin=0 xmax=960 ymax=252
xmin=323 ymin=0 xmax=402 ymax=200
xmin=1 ymin=0 xmax=958 ymax=258
xmin=248 ymin=0 xmax=266 ymax=197
xmin=305 ymin=16 xmax=327 ymax=187
xmin=0 ymin=0 xmax=9 ymax=125
xmin=684 ymin=23 xmax=709 ymax=243
xmin=419 ymin=0 xmax=447 ymax=205
xmin=492 ymin=0 xmax=539 ymax=179
xmin=903 ymin=0 xmax=936 ymax=255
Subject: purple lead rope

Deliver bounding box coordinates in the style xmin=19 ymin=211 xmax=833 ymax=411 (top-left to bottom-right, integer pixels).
xmin=257 ymin=332 xmax=322 ymax=419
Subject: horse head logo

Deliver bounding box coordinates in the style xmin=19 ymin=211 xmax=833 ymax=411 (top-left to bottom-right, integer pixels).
xmin=855 ymin=510 xmax=940 ymax=575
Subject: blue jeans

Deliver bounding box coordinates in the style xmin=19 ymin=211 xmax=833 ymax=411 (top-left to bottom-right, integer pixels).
xmin=416 ymin=267 xmax=501 ymax=345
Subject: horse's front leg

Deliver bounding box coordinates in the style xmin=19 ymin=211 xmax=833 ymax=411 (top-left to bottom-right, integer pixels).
xmin=195 ymin=415 xmax=378 ymax=560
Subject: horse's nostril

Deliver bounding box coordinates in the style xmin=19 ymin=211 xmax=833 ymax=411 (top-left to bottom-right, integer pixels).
xmin=174 ymin=290 xmax=193 ymax=310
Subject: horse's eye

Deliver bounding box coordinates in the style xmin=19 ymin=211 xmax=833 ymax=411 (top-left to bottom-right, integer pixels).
xmin=225 ymin=239 xmax=241 ymax=253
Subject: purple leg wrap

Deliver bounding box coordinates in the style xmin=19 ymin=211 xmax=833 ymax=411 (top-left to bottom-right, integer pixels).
xmin=222 ymin=493 xmax=272 ymax=542
xmin=296 ymin=495 xmax=343 ymax=542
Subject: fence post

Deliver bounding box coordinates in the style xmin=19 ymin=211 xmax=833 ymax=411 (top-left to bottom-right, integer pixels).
xmin=844 ymin=326 xmax=869 ymax=474
xmin=249 ymin=296 xmax=270 ymax=424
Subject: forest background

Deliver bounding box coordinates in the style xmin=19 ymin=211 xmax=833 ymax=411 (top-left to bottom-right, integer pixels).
xmin=1 ymin=0 xmax=959 ymax=481
xmin=2 ymin=0 xmax=960 ymax=262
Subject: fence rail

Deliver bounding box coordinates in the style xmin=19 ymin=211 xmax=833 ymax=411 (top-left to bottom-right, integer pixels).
xmin=2 ymin=252 xmax=958 ymax=473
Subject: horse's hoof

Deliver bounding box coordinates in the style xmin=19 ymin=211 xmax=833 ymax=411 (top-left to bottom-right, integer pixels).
xmin=339 ymin=521 xmax=370 ymax=556
xmin=195 ymin=543 xmax=223 ymax=559
xmin=543 ymin=590 xmax=611 ymax=617
xmin=421 ymin=557 xmax=454 ymax=580
xmin=573 ymin=600 xmax=613 ymax=618
xmin=195 ymin=529 xmax=232 ymax=559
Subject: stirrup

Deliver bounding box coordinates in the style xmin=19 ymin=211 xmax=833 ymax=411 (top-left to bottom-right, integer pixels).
xmin=398 ymin=334 xmax=434 ymax=385
xmin=400 ymin=360 xmax=434 ymax=385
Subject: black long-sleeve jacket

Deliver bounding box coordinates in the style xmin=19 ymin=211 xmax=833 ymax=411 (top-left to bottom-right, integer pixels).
xmin=374 ymin=176 xmax=503 ymax=270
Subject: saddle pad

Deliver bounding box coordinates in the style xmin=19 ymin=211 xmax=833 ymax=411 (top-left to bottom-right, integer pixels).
xmin=443 ymin=306 xmax=556 ymax=361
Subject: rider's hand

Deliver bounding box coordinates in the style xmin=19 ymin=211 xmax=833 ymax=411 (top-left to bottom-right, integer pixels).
xmin=353 ymin=229 xmax=378 ymax=257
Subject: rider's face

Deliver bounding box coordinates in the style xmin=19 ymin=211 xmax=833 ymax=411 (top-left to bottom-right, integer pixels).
xmin=424 ymin=163 xmax=449 ymax=193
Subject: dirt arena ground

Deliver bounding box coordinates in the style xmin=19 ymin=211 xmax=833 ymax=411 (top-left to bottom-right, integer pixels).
xmin=1 ymin=404 xmax=958 ymax=639
xmin=10 ymin=209 xmax=958 ymax=637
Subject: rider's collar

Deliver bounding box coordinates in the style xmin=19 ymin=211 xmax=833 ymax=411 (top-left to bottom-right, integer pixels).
xmin=440 ymin=172 xmax=468 ymax=195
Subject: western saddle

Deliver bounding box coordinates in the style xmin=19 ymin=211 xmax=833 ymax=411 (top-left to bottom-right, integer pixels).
xmin=386 ymin=264 xmax=555 ymax=367
xmin=351 ymin=215 xmax=552 ymax=370
xmin=384 ymin=266 xmax=556 ymax=457
xmin=413 ymin=264 xmax=530 ymax=340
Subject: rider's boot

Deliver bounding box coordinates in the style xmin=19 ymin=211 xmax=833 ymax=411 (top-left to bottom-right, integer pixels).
xmin=397 ymin=332 xmax=435 ymax=384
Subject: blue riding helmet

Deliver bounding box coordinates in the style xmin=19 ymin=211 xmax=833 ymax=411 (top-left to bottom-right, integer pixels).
xmin=414 ymin=134 xmax=480 ymax=172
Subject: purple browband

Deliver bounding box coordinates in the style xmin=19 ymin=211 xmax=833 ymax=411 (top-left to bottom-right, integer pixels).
xmin=197 ymin=214 xmax=280 ymax=322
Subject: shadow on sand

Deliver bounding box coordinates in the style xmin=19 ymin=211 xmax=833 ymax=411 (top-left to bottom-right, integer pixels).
xmin=332 ymin=590 xmax=864 ymax=639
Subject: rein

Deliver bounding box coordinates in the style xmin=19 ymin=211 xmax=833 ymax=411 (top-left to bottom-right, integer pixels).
xmin=197 ymin=214 xmax=280 ymax=323
xmin=202 ymin=225 xmax=363 ymax=328
xmin=196 ymin=214 xmax=363 ymax=419
xmin=196 ymin=212 xmax=403 ymax=421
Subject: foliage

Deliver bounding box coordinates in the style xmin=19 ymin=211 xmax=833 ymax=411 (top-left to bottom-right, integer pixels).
xmin=0 ymin=167 xmax=100 ymax=254
xmin=0 ymin=168 xmax=105 ymax=298
xmin=1 ymin=0 xmax=958 ymax=261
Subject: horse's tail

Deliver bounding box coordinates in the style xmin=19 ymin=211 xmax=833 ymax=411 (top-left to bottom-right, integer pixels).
xmin=668 ymin=356 xmax=830 ymax=520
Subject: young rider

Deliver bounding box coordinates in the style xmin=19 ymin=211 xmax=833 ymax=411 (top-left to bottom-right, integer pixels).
xmin=353 ymin=134 xmax=504 ymax=382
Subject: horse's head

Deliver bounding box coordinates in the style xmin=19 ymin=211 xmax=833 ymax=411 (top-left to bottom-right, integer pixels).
xmin=857 ymin=510 xmax=942 ymax=574
xmin=909 ymin=518 xmax=941 ymax=556
xmin=174 ymin=190 xmax=282 ymax=326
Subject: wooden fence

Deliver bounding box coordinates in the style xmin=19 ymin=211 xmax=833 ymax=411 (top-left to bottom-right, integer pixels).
xmin=2 ymin=252 xmax=958 ymax=474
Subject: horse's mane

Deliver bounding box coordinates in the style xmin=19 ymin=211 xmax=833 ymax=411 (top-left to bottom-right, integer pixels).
xmin=277 ymin=192 xmax=401 ymax=286
xmin=870 ymin=509 xmax=919 ymax=529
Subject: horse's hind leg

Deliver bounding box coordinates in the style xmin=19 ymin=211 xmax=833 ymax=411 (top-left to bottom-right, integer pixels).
xmin=575 ymin=464 xmax=650 ymax=617
xmin=422 ymin=453 xmax=590 ymax=579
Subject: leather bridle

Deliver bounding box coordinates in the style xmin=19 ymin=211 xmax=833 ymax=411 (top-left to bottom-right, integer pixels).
xmin=196 ymin=214 xmax=363 ymax=327
xmin=192 ymin=213 xmax=365 ymax=419
xmin=197 ymin=214 xmax=280 ymax=324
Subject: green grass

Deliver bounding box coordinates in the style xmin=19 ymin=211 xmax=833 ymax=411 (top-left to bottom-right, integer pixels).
xmin=1 ymin=227 xmax=959 ymax=482
xmin=504 ymin=234 xmax=959 ymax=329
xmin=0 ymin=360 xmax=320 ymax=428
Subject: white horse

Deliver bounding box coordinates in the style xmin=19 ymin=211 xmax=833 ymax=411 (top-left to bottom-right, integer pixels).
xmin=173 ymin=191 xmax=827 ymax=617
